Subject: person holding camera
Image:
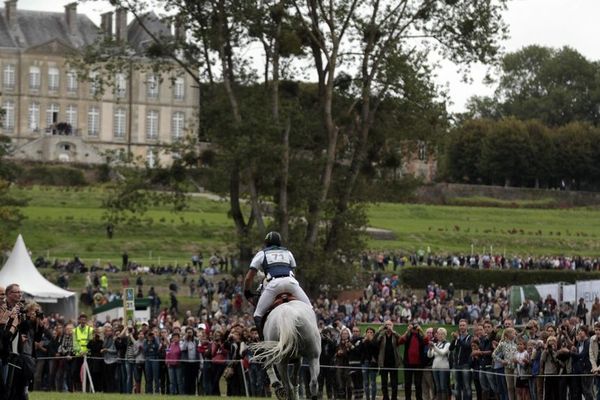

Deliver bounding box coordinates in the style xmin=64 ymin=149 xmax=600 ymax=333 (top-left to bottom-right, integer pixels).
xmin=427 ymin=327 xmax=451 ymax=400
xmin=375 ymin=320 xmax=402 ymax=400
xmin=399 ymin=321 xmax=429 ymax=400
xmin=450 ymin=319 xmax=473 ymax=400
xmin=540 ymin=336 xmax=560 ymax=400
xmin=361 ymin=327 xmax=379 ymax=400
xmin=8 ymin=300 xmax=44 ymax=400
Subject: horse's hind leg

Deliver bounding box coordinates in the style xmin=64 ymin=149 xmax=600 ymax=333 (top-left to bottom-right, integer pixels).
xmin=308 ymin=357 xmax=320 ymax=400
xmin=290 ymin=359 xmax=301 ymax=400
xmin=267 ymin=365 xmax=286 ymax=400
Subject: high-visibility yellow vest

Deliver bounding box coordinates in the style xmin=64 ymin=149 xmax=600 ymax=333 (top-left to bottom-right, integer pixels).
xmin=73 ymin=325 xmax=93 ymax=356
xmin=100 ymin=275 xmax=108 ymax=290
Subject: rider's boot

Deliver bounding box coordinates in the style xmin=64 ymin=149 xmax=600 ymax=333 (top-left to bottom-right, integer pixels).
xmin=254 ymin=316 xmax=263 ymax=340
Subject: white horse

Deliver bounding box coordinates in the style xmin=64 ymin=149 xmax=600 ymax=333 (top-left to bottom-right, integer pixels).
xmin=250 ymin=300 xmax=321 ymax=400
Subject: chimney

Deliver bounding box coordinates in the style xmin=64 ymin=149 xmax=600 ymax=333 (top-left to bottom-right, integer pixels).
xmin=64 ymin=2 xmax=77 ymax=36
xmin=4 ymin=0 xmax=17 ymax=30
xmin=100 ymin=11 xmax=113 ymax=39
xmin=115 ymin=8 xmax=127 ymax=43
xmin=174 ymin=17 xmax=185 ymax=42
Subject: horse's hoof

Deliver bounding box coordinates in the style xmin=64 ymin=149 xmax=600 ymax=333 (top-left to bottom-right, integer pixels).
xmin=272 ymin=381 xmax=286 ymax=400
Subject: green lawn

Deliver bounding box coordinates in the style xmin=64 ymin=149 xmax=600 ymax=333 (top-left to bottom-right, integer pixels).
xmin=8 ymin=185 xmax=600 ymax=265
xmin=30 ymin=393 xmax=248 ymax=400
xmin=367 ymin=202 xmax=600 ymax=256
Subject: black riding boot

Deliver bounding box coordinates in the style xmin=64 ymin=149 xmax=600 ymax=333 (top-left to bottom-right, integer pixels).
xmin=254 ymin=316 xmax=263 ymax=340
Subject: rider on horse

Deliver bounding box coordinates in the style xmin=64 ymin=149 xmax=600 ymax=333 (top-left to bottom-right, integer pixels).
xmin=243 ymin=231 xmax=312 ymax=339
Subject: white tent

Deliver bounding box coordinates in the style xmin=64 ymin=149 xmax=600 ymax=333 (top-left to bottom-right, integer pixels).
xmin=0 ymin=235 xmax=77 ymax=319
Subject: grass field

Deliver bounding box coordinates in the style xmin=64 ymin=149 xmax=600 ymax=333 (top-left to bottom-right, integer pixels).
xmin=8 ymin=185 xmax=600 ymax=266
xmin=30 ymin=393 xmax=248 ymax=400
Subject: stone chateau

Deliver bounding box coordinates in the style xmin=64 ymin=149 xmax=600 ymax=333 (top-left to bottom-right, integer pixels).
xmin=0 ymin=1 xmax=198 ymax=164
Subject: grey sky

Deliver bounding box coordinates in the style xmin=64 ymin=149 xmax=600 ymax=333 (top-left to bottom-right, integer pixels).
xmin=17 ymin=0 xmax=600 ymax=113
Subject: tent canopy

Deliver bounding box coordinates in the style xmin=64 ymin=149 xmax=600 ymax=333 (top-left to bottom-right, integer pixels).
xmin=0 ymin=235 xmax=75 ymax=300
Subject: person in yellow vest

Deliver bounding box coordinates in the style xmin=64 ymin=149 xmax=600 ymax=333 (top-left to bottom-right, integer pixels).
xmin=72 ymin=313 xmax=93 ymax=391
xmin=100 ymin=273 xmax=109 ymax=293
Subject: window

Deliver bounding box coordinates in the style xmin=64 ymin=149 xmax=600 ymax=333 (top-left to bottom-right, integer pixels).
xmin=146 ymin=110 xmax=159 ymax=139
xmin=87 ymin=106 xmax=100 ymax=136
xmin=48 ymin=67 xmax=60 ymax=91
xmin=114 ymin=107 xmax=126 ymax=138
xmin=3 ymin=100 xmax=14 ymax=130
xmin=66 ymin=70 xmax=78 ymax=93
xmin=66 ymin=105 xmax=77 ymax=128
xmin=172 ymin=112 xmax=185 ymax=139
xmin=147 ymin=74 xmax=159 ymax=98
xmin=3 ymin=65 xmax=15 ymax=89
xmin=115 ymin=73 xmax=126 ymax=98
xmin=29 ymin=66 xmax=40 ymax=90
xmin=89 ymin=71 xmax=99 ymax=96
xmin=173 ymin=77 xmax=185 ymax=100
xmin=28 ymin=102 xmax=40 ymax=131
xmin=46 ymin=103 xmax=60 ymax=127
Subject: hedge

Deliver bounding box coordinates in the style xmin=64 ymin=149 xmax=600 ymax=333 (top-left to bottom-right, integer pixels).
xmin=18 ymin=165 xmax=87 ymax=186
xmin=398 ymin=266 xmax=600 ymax=290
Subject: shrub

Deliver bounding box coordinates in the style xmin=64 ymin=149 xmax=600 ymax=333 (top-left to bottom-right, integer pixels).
xmin=19 ymin=165 xmax=87 ymax=186
xmin=398 ymin=266 xmax=600 ymax=290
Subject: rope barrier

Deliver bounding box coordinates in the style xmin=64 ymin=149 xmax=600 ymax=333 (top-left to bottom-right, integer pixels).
xmin=32 ymin=355 xmax=600 ymax=378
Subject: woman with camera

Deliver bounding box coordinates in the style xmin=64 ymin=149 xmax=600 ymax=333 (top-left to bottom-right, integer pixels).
xmin=428 ymin=327 xmax=451 ymax=400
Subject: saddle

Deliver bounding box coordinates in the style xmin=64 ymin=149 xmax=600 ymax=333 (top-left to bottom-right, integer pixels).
xmin=260 ymin=293 xmax=297 ymax=332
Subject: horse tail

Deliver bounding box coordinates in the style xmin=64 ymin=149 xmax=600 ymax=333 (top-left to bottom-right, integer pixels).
xmin=249 ymin=306 xmax=300 ymax=367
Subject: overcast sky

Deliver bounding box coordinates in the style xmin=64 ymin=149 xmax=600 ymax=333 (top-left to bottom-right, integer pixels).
xmin=17 ymin=0 xmax=600 ymax=113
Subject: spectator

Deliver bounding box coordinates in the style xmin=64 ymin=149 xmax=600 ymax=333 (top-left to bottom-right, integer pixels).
xmin=348 ymin=325 xmax=364 ymax=400
xmin=399 ymin=321 xmax=429 ymax=400
xmin=102 ymin=324 xmax=119 ymax=392
xmin=335 ymin=328 xmax=352 ymax=399
xmin=428 ymin=327 xmax=451 ymax=400
xmin=514 ymin=339 xmax=530 ymax=400
xmin=72 ymin=314 xmax=93 ymax=391
xmin=541 ymin=336 xmax=560 ymax=400
xmin=571 ymin=326 xmax=593 ymax=400
xmin=493 ymin=327 xmax=517 ymax=400
xmin=180 ymin=327 xmax=199 ymax=394
xmin=376 ymin=320 xmax=401 ymax=400
xmin=450 ymin=319 xmax=473 ymax=400
xmin=165 ymin=332 xmax=184 ymax=394
xmin=87 ymin=327 xmax=104 ymax=392
xmin=143 ymin=330 xmax=161 ymax=394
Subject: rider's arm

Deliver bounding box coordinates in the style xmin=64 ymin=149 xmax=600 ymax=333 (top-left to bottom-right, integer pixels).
xmin=243 ymin=268 xmax=257 ymax=301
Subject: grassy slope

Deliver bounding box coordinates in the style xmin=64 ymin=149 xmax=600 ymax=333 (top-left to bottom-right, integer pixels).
xmin=9 ymin=185 xmax=600 ymax=264
xmin=367 ymin=202 xmax=600 ymax=256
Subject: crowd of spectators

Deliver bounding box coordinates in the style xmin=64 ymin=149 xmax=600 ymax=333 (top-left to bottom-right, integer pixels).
xmin=361 ymin=251 xmax=600 ymax=271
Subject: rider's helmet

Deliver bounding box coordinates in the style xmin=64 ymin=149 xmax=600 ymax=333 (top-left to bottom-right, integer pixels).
xmin=264 ymin=231 xmax=282 ymax=247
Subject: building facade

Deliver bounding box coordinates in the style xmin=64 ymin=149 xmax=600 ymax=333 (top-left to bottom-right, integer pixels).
xmin=0 ymin=1 xmax=198 ymax=164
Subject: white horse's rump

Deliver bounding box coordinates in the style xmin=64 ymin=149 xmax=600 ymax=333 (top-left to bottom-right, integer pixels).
xmin=250 ymin=300 xmax=321 ymax=400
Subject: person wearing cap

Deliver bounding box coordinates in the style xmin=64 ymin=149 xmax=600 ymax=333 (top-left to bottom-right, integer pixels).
xmin=243 ymin=231 xmax=312 ymax=338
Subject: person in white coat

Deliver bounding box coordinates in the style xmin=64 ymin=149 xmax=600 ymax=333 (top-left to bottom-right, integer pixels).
xmin=428 ymin=327 xmax=451 ymax=400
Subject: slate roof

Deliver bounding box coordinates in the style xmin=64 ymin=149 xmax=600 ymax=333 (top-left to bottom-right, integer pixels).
xmin=127 ymin=12 xmax=172 ymax=54
xmin=0 ymin=8 xmax=100 ymax=49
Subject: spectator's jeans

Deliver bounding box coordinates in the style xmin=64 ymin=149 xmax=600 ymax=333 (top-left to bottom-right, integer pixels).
xmin=145 ymin=359 xmax=160 ymax=394
xmin=421 ymin=367 xmax=435 ymax=400
xmin=362 ymin=363 xmax=378 ymax=400
xmin=454 ymin=365 xmax=472 ymax=400
xmin=432 ymin=369 xmax=450 ymax=395
xmin=404 ymin=367 xmax=423 ymax=400
xmin=182 ymin=361 xmax=199 ymax=394
xmin=124 ymin=361 xmax=135 ymax=393
xmin=380 ymin=367 xmax=398 ymax=400
xmin=528 ymin=375 xmax=537 ymax=400
xmin=504 ymin=367 xmax=516 ymax=400
xmin=168 ymin=365 xmax=184 ymax=394
xmin=571 ymin=374 xmax=594 ymax=400
xmin=493 ymin=367 xmax=508 ymax=400
xmin=249 ymin=362 xmax=266 ymax=397
xmin=479 ymin=367 xmax=496 ymax=394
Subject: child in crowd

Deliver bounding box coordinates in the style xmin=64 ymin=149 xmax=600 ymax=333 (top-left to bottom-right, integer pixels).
xmin=514 ymin=339 xmax=530 ymax=400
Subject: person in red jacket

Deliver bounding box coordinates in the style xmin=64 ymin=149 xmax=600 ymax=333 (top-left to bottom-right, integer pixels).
xmin=399 ymin=322 xmax=429 ymax=400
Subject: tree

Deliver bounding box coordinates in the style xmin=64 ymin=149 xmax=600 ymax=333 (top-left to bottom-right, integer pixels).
xmin=0 ymin=135 xmax=26 ymax=249
xmin=75 ymin=0 xmax=508 ymax=290
xmin=467 ymin=45 xmax=600 ymax=126
xmin=478 ymin=118 xmax=531 ymax=187
xmin=444 ymin=119 xmax=493 ymax=183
